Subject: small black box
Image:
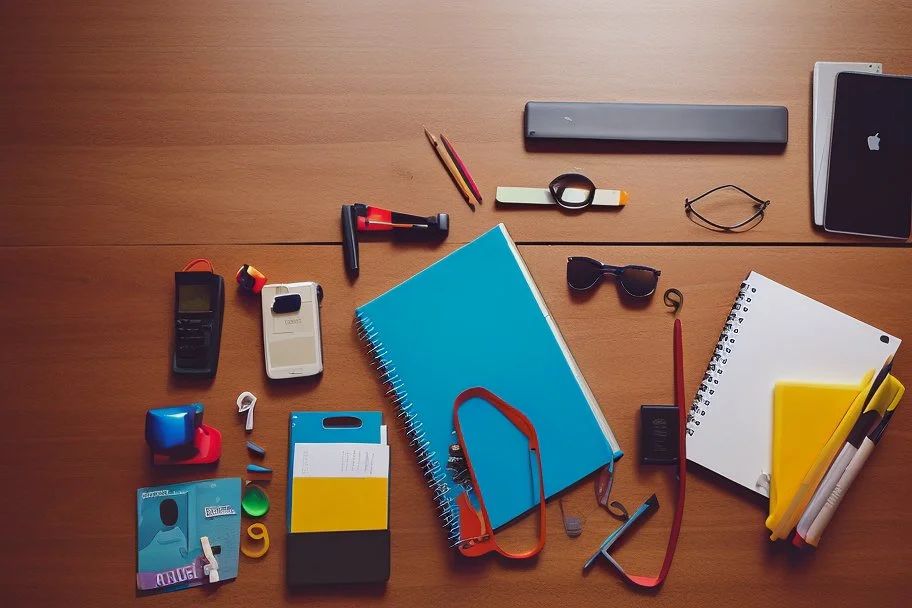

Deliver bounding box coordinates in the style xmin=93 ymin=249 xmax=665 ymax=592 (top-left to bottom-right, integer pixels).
xmin=640 ymin=405 xmax=680 ymax=465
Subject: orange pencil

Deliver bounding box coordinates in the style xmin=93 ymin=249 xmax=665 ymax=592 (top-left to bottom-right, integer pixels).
xmin=424 ymin=127 xmax=473 ymax=207
xmin=439 ymin=133 xmax=482 ymax=204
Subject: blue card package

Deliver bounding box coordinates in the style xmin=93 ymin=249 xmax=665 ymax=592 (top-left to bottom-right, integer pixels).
xmin=136 ymin=478 xmax=241 ymax=593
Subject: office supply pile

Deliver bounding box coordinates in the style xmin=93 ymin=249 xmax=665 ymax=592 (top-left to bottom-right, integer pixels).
xmin=688 ymin=272 xmax=904 ymax=546
xmin=134 ymin=65 xmax=910 ymax=595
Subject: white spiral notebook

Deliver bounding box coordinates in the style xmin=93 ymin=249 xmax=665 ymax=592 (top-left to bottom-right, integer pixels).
xmin=686 ymin=272 xmax=900 ymax=497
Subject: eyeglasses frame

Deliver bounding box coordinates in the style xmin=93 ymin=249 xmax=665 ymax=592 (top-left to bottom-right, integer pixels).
xmin=684 ymin=184 xmax=770 ymax=231
xmin=549 ymin=173 xmax=597 ymax=210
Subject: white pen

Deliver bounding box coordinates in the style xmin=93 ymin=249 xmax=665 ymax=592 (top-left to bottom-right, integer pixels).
xmin=795 ymin=410 xmax=877 ymax=541
xmin=795 ymin=358 xmax=893 ymax=544
xmin=805 ymin=408 xmax=898 ymax=546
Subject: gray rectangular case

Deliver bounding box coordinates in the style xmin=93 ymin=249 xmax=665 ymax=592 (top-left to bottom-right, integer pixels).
xmin=524 ymin=101 xmax=788 ymax=144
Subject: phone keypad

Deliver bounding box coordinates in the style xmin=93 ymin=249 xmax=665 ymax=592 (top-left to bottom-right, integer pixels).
xmin=176 ymin=317 xmax=212 ymax=360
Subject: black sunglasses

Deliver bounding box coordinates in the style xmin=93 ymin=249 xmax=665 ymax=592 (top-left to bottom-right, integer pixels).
xmin=567 ymin=257 xmax=661 ymax=297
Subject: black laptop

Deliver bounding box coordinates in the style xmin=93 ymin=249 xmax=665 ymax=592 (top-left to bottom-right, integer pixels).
xmin=824 ymin=72 xmax=912 ymax=239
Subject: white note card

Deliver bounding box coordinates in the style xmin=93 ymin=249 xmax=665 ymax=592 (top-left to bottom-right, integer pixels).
xmin=293 ymin=443 xmax=390 ymax=479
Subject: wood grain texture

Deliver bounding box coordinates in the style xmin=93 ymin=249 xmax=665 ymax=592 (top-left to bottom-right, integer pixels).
xmin=3 ymin=0 xmax=912 ymax=245
xmin=1 ymin=243 xmax=911 ymax=606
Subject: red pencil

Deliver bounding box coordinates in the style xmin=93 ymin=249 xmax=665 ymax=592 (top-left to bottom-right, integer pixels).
xmin=439 ymin=133 xmax=482 ymax=204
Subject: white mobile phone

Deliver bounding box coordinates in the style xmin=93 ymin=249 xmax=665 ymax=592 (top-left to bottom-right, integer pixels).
xmin=260 ymin=282 xmax=324 ymax=379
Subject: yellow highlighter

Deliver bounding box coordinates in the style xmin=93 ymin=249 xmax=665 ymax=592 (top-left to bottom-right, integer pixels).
xmin=766 ymin=369 xmax=876 ymax=541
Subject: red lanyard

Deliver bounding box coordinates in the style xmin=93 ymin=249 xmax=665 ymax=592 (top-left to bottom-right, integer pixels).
xmin=452 ymin=387 xmax=547 ymax=559
xmin=596 ymin=319 xmax=687 ymax=588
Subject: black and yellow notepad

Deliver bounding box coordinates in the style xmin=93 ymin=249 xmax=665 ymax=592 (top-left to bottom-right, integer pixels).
xmin=286 ymin=411 xmax=390 ymax=585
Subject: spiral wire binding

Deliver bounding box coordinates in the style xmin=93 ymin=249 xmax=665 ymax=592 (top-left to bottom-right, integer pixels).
xmin=355 ymin=312 xmax=462 ymax=545
xmin=688 ymin=280 xmax=757 ymax=436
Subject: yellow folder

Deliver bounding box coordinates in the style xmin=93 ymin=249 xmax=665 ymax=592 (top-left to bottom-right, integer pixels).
xmin=765 ymin=375 xmax=870 ymax=538
xmin=767 ymin=370 xmax=903 ymax=540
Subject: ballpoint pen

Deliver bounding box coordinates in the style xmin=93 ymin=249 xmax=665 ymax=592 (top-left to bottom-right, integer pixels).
xmin=794 ymin=357 xmax=893 ymax=544
xmin=805 ymin=396 xmax=901 ymax=546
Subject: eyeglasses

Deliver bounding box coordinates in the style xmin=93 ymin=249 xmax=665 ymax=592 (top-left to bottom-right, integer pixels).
xmin=684 ymin=184 xmax=770 ymax=231
xmin=549 ymin=173 xmax=597 ymax=209
xmin=453 ymin=387 xmax=546 ymax=559
xmin=567 ymin=257 xmax=661 ymax=297
xmin=495 ymin=173 xmax=628 ymax=210
xmin=549 ymin=173 xmax=630 ymax=210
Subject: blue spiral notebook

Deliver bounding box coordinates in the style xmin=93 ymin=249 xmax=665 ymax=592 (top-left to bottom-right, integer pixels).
xmin=356 ymin=224 xmax=621 ymax=544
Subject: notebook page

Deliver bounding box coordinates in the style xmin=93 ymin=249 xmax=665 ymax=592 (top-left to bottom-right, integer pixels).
xmin=687 ymin=271 xmax=899 ymax=497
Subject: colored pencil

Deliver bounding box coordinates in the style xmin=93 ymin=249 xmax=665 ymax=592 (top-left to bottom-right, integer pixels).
xmin=439 ymin=133 xmax=482 ymax=204
xmin=424 ymin=127 xmax=473 ymax=207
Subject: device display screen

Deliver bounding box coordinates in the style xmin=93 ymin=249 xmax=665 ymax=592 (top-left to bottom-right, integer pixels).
xmin=179 ymin=284 xmax=212 ymax=312
xmin=825 ymin=72 xmax=912 ymax=239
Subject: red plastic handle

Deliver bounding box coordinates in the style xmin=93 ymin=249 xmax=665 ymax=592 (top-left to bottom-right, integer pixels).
xmin=452 ymin=387 xmax=547 ymax=559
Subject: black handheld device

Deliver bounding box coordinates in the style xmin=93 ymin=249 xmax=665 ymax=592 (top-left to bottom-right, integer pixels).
xmin=173 ymin=270 xmax=225 ymax=377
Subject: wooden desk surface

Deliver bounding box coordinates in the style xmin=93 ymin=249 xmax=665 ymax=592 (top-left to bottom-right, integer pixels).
xmin=3 ymin=0 xmax=912 ymax=245
xmin=3 ymin=0 xmax=912 ymax=606
xmin=2 ymin=244 xmax=911 ymax=606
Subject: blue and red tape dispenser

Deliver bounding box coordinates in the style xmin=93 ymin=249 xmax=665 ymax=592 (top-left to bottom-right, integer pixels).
xmin=145 ymin=404 xmax=221 ymax=466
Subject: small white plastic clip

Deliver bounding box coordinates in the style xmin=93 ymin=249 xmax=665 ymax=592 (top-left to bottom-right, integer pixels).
xmin=200 ymin=536 xmax=220 ymax=583
xmin=755 ymin=471 xmax=771 ymax=495
xmin=236 ymin=391 xmax=257 ymax=432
